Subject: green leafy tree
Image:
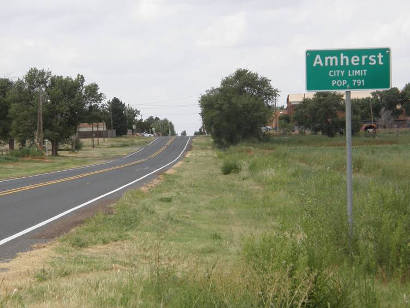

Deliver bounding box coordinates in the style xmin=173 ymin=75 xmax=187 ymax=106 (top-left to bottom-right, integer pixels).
xmin=400 ymin=83 xmax=410 ymax=116
xmin=200 ymin=68 xmax=279 ymax=147
xmin=372 ymin=88 xmax=402 ymax=118
xmin=9 ymin=68 xmax=51 ymax=146
xmin=109 ymin=97 xmax=127 ymax=136
xmin=138 ymin=116 xmax=176 ymax=136
xmin=352 ymin=97 xmax=381 ymax=123
xmin=125 ymin=105 xmax=141 ymax=131
xmin=294 ymin=92 xmax=347 ymax=137
xmin=0 ymin=78 xmax=14 ymax=149
xmin=83 ymin=82 xmax=105 ymax=147
xmin=180 ymin=130 xmax=187 ymax=136
xmin=134 ymin=118 xmax=149 ymax=133
xmin=145 ymin=116 xmax=159 ymax=130
xmin=293 ymin=98 xmax=317 ymax=134
xmin=153 ymin=118 xmax=176 ymax=136
xmin=44 ymin=74 xmax=85 ymax=155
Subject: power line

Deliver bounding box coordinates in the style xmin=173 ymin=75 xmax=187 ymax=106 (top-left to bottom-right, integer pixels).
xmin=137 ymin=95 xmax=197 ymax=105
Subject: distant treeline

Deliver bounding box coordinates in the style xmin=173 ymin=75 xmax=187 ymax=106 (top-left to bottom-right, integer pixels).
xmin=0 ymin=68 xmax=176 ymax=155
xmin=290 ymin=85 xmax=410 ymax=137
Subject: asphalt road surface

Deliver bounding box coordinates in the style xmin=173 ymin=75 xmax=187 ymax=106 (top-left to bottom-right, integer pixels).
xmin=0 ymin=136 xmax=191 ymax=261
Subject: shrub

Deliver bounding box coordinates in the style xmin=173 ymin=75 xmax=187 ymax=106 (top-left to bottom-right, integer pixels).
xmin=221 ymin=160 xmax=241 ymax=175
xmin=0 ymin=155 xmax=18 ymax=162
xmin=242 ymin=233 xmax=354 ymax=307
xmin=356 ymin=186 xmax=410 ymax=280
xmin=9 ymin=147 xmax=44 ymax=158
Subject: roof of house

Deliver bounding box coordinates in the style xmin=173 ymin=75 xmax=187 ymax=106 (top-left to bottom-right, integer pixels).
xmin=78 ymin=122 xmax=106 ymax=128
xmin=287 ymin=93 xmax=315 ymax=104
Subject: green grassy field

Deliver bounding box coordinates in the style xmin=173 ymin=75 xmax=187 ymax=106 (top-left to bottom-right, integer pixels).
xmin=0 ymin=136 xmax=153 ymax=180
xmin=0 ymin=134 xmax=408 ymax=307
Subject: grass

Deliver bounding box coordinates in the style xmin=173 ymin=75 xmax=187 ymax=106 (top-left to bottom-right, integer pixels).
xmin=0 ymin=136 xmax=153 ymax=180
xmin=0 ymin=133 xmax=409 ymax=307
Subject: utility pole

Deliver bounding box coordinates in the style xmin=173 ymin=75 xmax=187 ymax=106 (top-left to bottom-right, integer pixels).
xmin=110 ymin=102 xmax=114 ymax=137
xmin=125 ymin=104 xmax=129 ymax=135
xmin=37 ymin=91 xmax=44 ymax=151
xmin=274 ymin=95 xmax=278 ymax=132
xmin=370 ymin=100 xmax=374 ymax=125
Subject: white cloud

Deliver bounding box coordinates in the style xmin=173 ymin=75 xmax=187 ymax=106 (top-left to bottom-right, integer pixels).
xmin=134 ymin=0 xmax=161 ymax=20
xmin=197 ymin=12 xmax=247 ymax=47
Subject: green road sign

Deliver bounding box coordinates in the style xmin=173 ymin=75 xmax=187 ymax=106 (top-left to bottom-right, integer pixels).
xmin=306 ymin=48 xmax=391 ymax=91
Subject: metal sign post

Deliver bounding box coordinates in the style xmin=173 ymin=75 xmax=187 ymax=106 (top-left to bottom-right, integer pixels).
xmin=345 ymin=91 xmax=353 ymax=245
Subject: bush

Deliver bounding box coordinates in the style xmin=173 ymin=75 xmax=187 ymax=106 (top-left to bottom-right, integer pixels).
xmin=242 ymin=233 xmax=355 ymax=307
xmin=0 ymin=155 xmax=18 ymax=162
xmin=356 ymin=186 xmax=410 ymax=279
xmin=9 ymin=147 xmax=44 ymax=158
xmin=221 ymin=160 xmax=241 ymax=175
xmin=242 ymin=232 xmax=379 ymax=307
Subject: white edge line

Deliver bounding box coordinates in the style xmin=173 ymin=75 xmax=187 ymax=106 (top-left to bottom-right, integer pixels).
xmin=0 ymin=137 xmax=190 ymax=247
xmin=0 ymin=138 xmax=159 ymax=184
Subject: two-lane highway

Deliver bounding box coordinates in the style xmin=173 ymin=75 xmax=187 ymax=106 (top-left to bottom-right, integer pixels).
xmin=0 ymin=136 xmax=191 ymax=260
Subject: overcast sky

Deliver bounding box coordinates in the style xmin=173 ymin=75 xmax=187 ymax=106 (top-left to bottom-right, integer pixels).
xmin=1 ymin=0 xmax=409 ymax=134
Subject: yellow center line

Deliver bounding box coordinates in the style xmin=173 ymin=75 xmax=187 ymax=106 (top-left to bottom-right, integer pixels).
xmin=0 ymin=137 xmax=176 ymax=197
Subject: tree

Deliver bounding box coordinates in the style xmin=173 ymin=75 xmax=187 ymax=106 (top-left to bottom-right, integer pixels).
xmin=372 ymin=88 xmax=402 ymax=118
xmin=294 ymin=92 xmax=347 ymax=137
xmin=400 ymin=83 xmax=410 ymax=116
xmin=109 ymin=97 xmax=127 ymax=136
xmin=194 ymin=126 xmax=207 ymax=136
xmin=180 ymin=130 xmax=187 ymax=136
xmin=200 ymin=68 xmax=279 ymax=147
xmin=0 ymin=78 xmax=14 ymax=149
xmin=125 ymin=105 xmax=140 ymax=131
xmin=83 ymin=82 xmax=105 ymax=148
xmin=152 ymin=118 xmax=176 ymax=136
xmin=352 ymin=97 xmax=381 ymax=124
xmin=9 ymin=68 xmax=51 ymax=147
xmin=44 ymin=74 xmax=85 ymax=156
xmin=140 ymin=116 xmax=176 ymax=136
xmin=134 ymin=118 xmax=149 ymax=133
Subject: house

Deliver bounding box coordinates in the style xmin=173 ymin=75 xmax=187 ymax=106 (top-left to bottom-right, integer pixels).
xmin=77 ymin=122 xmax=115 ymax=138
xmin=286 ymin=93 xmax=315 ymax=119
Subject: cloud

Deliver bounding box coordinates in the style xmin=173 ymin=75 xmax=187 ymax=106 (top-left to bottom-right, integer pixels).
xmin=133 ymin=0 xmax=161 ymax=20
xmin=196 ymin=12 xmax=247 ymax=47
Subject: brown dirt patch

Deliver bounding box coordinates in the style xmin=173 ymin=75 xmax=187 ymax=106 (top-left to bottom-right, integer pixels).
xmin=0 ymin=243 xmax=57 ymax=289
xmin=140 ymin=175 xmax=164 ymax=193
